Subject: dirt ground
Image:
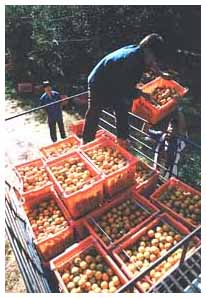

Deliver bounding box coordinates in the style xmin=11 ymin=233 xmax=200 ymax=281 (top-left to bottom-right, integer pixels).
xmin=5 ymin=98 xmax=80 ymax=292
xmin=5 ymin=239 xmax=26 ymax=293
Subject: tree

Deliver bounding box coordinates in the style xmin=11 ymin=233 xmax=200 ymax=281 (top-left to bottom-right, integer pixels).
xmin=5 ymin=5 xmax=201 ymax=95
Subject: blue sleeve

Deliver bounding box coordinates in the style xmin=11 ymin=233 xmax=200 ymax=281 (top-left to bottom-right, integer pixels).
xmin=148 ymin=129 xmax=164 ymax=142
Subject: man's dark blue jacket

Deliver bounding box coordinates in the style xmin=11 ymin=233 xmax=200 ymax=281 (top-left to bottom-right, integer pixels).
xmin=40 ymin=91 xmax=63 ymax=121
xmin=88 ymin=45 xmax=145 ymax=102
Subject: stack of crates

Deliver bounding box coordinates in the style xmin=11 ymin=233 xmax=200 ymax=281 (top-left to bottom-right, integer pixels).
xmin=13 ymin=131 xmax=200 ymax=293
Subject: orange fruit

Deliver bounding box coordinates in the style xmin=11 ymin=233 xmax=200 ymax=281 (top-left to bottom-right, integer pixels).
xmin=85 ymin=281 xmax=91 ymax=291
xmin=164 ymin=243 xmax=172 ymax=250
xmin=80 ymin=261 xmax=87 ymax=270
xmin=62 ymin=273 xmax=70 ymax=284
xmin=154 ymin=271 xmax=162 ymax=281
xmin=149 ymin=269 xmax=156 ymax=278
xmin=166 ymin=236 xmax=173 ymax=243
xmin=128 ymin=263 xmax=137 ymax=274
xmin=141 ymin=282 xmax=150 ymax=292
xmin=150 ymin=246 xmax=159 ymax=255
xmin=91 ymin=283 xmax=98 ymax=291
xmin=102 ymin=273 xmax=109 ymax=281
xmin=147 ymin=229 xmax=155 ymax=238
xmin=101 ymin=281 xmax=109 ymax=289
xmin=149 ymin=254 xmax=157 ymax=262
xmin=78 ymin=278 xmax=87 ymax=289
xmin=112 ymin=276 xmax=120 ymax=287
xmin=164 ymin=262 xmax=172 ymax=271
xmin=155 ymin=232 xmax=161 ymax=239
xmin=67 ymin=281 xmax=75 ymax=291
xmin=85 ymin=269 xmax=93 ymax=279
xmin=95 ymin=271 xmax=102 ymax=281
xmin=94 ymin=287 xmax=101 ymax=293
xmin=138 ymin=246 xmax=145 ymax=253
xmin=136 ymin=252 xmax=144 ymax=261
xmin=144 ymin=251 xmax=150 ymax=260
xmin=109 ymin=286 xmax=117 ymax=293
xmin=156 ymin=226 xmax=163 ymax=233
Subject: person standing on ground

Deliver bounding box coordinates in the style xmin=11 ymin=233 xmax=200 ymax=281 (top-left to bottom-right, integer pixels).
xmin=82 ymin=33 xmax=172 ymax=146
xmin=40 ymin=81 xmax=66 ymax=142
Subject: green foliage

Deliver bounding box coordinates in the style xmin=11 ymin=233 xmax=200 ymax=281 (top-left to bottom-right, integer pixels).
xmin=178 ymin=150 xmax=201 ymax=189
xmin=5 ymin=5 xmax=201 ymax=88
xmin=5 ymin=79 xmax=16 ymax=99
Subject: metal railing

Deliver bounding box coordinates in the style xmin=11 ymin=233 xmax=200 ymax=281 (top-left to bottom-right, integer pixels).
xmin=98 ymin=105 xmax=200 ymax=188
xmin=153 ymin=249 xmax=201 ymax=293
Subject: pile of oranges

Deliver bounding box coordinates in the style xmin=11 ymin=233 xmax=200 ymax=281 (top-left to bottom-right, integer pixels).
xmin=25 ymin=197 xmax=69 ymax=242
xmin=85 ymin=146 xmax=128 ymax=175
xmin=60 ymin=248 xmax=122 ymax=293
xmin=50 ymin=157 xmax=95 ymax=194
xmin=17 ymin=164 xmax=50 ymax=192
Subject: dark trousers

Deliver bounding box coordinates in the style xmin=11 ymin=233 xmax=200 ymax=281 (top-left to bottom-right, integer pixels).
xmin=48 ymin=117 xmax=66 ymax=142
xmin=83 ymin=90 xmax=130 ymax=143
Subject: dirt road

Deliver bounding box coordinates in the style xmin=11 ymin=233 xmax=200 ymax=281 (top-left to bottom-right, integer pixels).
xmin=5 ymin=97 xmax=80 ymax=292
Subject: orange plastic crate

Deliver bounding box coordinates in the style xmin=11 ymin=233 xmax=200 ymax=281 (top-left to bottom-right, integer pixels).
xmin=135 ymin=159 xmax=159 ymax=194
xmin=132 ymin=77 xmax=188 ymax=124
xmin=39 ymin=135 xmax=80 ymax=161
xmin=73 ymin=218 xmax=89 ymax=241
xmin=15 ymin=158 xmax=52 ymax=198
xmin=112 ymin=213 xmax=200 ymax=292
xmin=151 ymin=177 xmax=201 ymax=230
xmin=45 ymin=151 xmax=104 ymax=219
xmin=69 ymin=119 xmax=115 ymax=140
xmin=22 ymin=187 xmax=74 ymax=262
xmin=17 ymin=82 xmax=33 ymax=93
xmin=81 ymin=137 xmax=138 ymax=197
xmin=50 ymin=235 xmax=135 ymax=293
xmin=84 ymin=187 xmax=160 ymax=251
xmin=69 ymin=119 xmax=85 ymax=137
xmin=95 ymin=129 xmax=116 ymax=141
